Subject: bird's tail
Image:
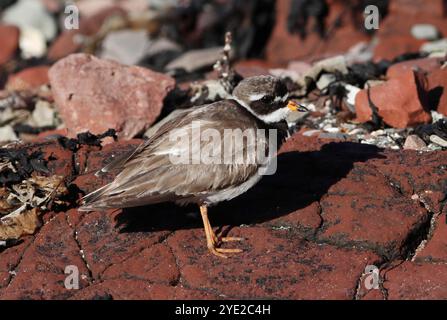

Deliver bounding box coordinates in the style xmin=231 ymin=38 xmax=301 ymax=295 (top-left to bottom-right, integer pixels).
xmin=78 ymin=183 xmax=111 ymax=212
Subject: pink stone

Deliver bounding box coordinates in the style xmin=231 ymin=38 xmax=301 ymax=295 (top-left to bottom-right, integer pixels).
xmin=355 ymin=70 xmax=431 ymax=128
xmin=49 ymin=53 xmax=175 ymax=139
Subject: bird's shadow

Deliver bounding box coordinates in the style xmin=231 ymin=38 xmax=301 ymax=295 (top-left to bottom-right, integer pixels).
xmin=115 ymin=142 xmax=385 ymax=233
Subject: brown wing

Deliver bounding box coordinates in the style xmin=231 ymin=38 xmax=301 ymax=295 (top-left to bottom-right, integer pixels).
xmin=80 ymin=100 xmax=264 ymax=210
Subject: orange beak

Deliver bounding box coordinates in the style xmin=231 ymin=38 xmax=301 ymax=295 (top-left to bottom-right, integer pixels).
xmin=287 ymin=100 xmax=308 ymax=112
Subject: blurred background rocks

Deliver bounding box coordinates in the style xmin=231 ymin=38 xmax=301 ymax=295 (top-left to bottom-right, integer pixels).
xmin=0 ymin=0 xmax=446 ymax=147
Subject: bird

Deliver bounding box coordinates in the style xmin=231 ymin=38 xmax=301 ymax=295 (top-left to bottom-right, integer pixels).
xmin=78 ymin=75 xmax=308 ymax=258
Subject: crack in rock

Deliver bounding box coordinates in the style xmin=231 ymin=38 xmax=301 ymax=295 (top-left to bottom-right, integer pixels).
xmin=98 ymin=231 xmax=175 ymax=281
xmin=400 ymin=198 xmax=435 ymax=261
xmin=410 ymin=195 xmax=439 ymax=261
xmin=65 ymin=215 xmax=93 ymax=284
xmin=4 ymin=236 xmax=35 ymax=290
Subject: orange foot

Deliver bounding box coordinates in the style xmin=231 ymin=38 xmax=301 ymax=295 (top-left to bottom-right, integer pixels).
xmin=199 ymin=205 xmax=244 ymax=258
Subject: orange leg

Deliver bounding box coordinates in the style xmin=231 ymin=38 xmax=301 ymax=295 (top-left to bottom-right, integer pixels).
xmin=199 ymin=205 xmax=243 ymax=258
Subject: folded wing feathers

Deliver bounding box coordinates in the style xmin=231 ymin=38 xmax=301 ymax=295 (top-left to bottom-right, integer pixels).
xmin=80 ymin=101 xmax=263 ymax=211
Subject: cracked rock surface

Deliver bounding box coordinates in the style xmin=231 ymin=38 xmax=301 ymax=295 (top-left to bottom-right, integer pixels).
xmin=1 ymin=132 xmax=446 ymax=300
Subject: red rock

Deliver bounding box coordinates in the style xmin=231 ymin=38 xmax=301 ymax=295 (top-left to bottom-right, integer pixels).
xmin=74 ymin=210 xmax=171 ymax=279
xmin=384 ymin=262 xmax=447 ymax=299
xmin=0 ymin=25 xmax=19 ymax=65
xmin=77 ymin=7 xmax=127 ymax=37
xmin=6 ymin=66 xmax=50 ymax=91
xmin=388 ymin=0 xmax=446 ymax=18
xmin=47 ymin=30 xmax=82 ymax=62
xmin=167 ymin=227 xmax=379 ymax=299
xmin=319 ymin=188 xmax=428 ymax=259
xmin=102 ymin=243 xmax=180 ymax=284
xmin=69 ymin=280 xmax=218 ymax=299
xmin=2 ymin=135 xmax=447 ymax=299
xmin=373 ymin=0 xmax=447 ymax=61
xmin=0 ymin=215 xmax=91 ymax=300
xmin=386 ymin=58 xmax=443 ymax=79
xmin=30 ymin=140 xmax=74 ymax=178
xmin=355 ymin=69 xmax=431 ymax=128
xmin=361 ymin=289 xmax=385 ymax=300
xmin=374 ymin=150 xmax=447 ymax=215
xmin=260 ymin=199 xmax=322 ymax=238
xmin=72 ymin=139 xmax=141 ymax=193
xmin=48 ymin=54 xmax=175 ymax=139
xmin=373 ymin=35 xmax=425 ymax=62
xmin=0 ymin=237 xmax=33 ymax=291
xmin=414 ymin=214 xmax=447 ymax=263
xmin=427 ymin=68 xmax=447 ymax=116
xmin=266 ymin=0 xmax=370 ymax=64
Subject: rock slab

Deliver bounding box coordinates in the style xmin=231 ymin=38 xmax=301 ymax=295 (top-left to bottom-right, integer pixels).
xmin=48 ymin=53 xmax=175 ymax=139
xmin=355 ymin=70 xmax=431 ymax=128
xmin=0 ymin=25 xmax=19 ymax=65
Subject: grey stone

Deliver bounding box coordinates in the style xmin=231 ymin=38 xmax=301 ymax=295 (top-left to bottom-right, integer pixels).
xmin=305 ymin=55 xmax=348 ymax=80
xmin=101 ymin=29 xmax=150 ymax=66
xmin=30 ymin=100 xmax=57 ymax=127
xmin=144 ymin=37 xmax=182 ymax=57
xmin=318 ymin=132 xmax=349 ymax=140
xmin=411 ymin=24 xmax=439 ymax=41
xmin=165 ymin=47 xmax=223 ymax=73
xmin=430 ymin=135 xmax=447 ymax=147
xmin=302 ymin=129 xmax=321 ymax=137
xmin=0 ymin=126 xmax=18 ymax=142
xmin=316 ymin=73 xmax=336 ymax=90
xmin=421 ymin=38 xmax=447 ymax=54
xmin=2 ymin=0 xmax=57 ymax=41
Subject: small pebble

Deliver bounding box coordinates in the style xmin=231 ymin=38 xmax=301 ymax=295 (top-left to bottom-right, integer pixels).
xmin=0 ymin=126 xmax=18 ymax=142
xmin=430 ymin=135 xmax=447 ymax=147
xmin=403 ymin=135 xmax=426 ymax=150
xmin=323 ymin=126 xmax=340 ymax=133
xmin=421 ymin=38 xmax=447 ymax=54
xmin=19 ymin=26 xmax=46 ymax=59
xmin=316 ymin=73 xmax=336 ymax=90
xmin=371 ymin=129 xmax=385 ymax=137
xmin=302 ymin=129 xmax=321 ymax=137
xmin=411 ymin=24 xmax=439 ymax=40
xmin=318 ymin=132 xmax=349 ymax=140
xmin=31 ymin=100 xmax=57 ymax=127
xmin=344 ymin=84 xmax=361 ymax=107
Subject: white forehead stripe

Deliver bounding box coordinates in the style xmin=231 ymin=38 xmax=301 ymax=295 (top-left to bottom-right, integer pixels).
xmin=248 ymin=93 xmax=266 ymax=101
xmin=274 ymin=93 xmax=289 ymax=103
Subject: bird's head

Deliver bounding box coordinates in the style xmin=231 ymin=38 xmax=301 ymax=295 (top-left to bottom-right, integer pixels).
xmin=232 ymin=75 xmax=308 ymax=124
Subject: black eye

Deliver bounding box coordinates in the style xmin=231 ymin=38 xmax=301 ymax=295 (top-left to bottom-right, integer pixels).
xmin=261 ymin=95 xmax=274 ymax=103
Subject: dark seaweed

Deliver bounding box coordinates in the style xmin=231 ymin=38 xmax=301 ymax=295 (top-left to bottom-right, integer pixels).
xmin=57 ymin=129 xmax=117 ymax=152
xmin=0 ymin=149 xmax=49 ymax=185
xmin=414 ymin=119 xmax=447 ymax=143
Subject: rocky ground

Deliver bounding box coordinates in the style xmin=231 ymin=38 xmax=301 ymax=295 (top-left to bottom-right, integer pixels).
xmin=1 ymin=0 xmax=447 ymax=300
xmin=1 ymin=133 xmax=447 ymax=299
